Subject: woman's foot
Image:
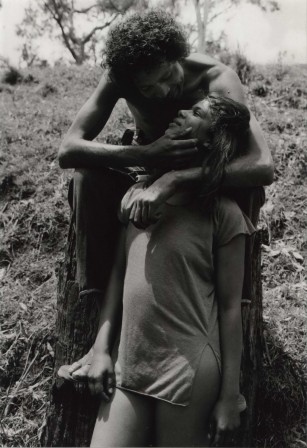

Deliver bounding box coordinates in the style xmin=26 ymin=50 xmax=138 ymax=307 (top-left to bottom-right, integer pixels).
xmin=58 ymin=348 xmax=94 ymax=381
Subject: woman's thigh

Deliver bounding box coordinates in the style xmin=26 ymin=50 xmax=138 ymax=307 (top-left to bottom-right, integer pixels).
xmin=155 ymin=345 xmax=221 ymax=447
xmin=91 ymin=388 xmax=154 ymax=448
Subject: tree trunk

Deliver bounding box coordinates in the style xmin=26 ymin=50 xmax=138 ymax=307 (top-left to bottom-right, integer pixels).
xmin=193 ymin=0 xmax=210 ymax=53
xmin=224 ymin=229 xmax=265 ymax=447
xmin=42 ymin=219 xmax=265 ymax=447
xmin=41 ymin=219 xmax=101 ymax=447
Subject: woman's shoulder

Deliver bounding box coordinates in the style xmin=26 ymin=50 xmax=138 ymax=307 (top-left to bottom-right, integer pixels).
xmin=213 ymin=194 xmax=242 ymax=218
xmin=212 ymin=195 xmax=256 ymax=246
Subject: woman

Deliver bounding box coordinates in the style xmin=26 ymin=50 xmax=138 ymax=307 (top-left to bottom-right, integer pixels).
xmin=81 ymin=95 xmax=255 ymax=447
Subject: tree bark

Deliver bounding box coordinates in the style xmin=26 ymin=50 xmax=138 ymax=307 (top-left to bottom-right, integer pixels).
xmin=42 ymin=219 xmax=265 ymax=447
xmin=224 ymin=229 xmax=265 ymax=447
xmin=41 ymin=219 xmax=101 ymax=447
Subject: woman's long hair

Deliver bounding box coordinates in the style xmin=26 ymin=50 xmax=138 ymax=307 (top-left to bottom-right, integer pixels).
xmin=200 ymin=94 xmax=250 ymax=197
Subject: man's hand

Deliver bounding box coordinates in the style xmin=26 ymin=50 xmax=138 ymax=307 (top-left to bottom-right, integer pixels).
xmin=87 ymin=352 xmax=115 ymax=401
xmin=144 ymin=127 xmax=198 ymax=169
xmin=210 ymin=397 xmax=241 ymax=446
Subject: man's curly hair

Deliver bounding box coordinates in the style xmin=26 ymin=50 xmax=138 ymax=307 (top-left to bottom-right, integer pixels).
xmin=104 ymin=9 xmax=190 ymax=84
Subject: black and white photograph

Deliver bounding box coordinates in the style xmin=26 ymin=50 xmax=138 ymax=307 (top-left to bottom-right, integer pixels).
xmin=0 ymin=0 xmax=306 ymax=446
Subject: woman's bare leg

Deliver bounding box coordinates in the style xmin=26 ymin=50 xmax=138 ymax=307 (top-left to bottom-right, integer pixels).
xmin=91 ymin=388 xmax=155 ymax=448
xmin=155 ymin=345 xmax=220 ymax=447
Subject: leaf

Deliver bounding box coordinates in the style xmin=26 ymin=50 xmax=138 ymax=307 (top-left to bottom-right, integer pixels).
xmin=19 ymin=302 xmax=28 ymax=311
xmin=47 ymin=342 xmax=54 ymax=357
xmin=292 ymin=251 xmax=304 ymax=262
xmin=0 ymin=267 xmax=6 ymax=281
xmin=269 ymin=249 xmax=281 ymax=257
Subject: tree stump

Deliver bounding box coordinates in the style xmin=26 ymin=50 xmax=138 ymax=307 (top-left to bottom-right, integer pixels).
xmin=41 ymin=219 xmax=101 ymax=447
xmin=42 ymin=221 xmax=264 ymax=447
xmin=224 ymin=230 xmax=264 ymax=447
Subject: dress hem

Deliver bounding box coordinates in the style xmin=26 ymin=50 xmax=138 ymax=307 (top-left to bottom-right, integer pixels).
xmin=116 ymin=385 xmax=188 ymax=407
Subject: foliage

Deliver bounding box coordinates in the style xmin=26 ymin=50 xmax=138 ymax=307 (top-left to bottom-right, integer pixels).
xmin=183 ymin=0 xmax=280 ymax=53
xmin=0 ymin=63 xmax=306 ymax=447
xmin=0 ymin=58 xmax=23 ymax=85
xmin=1 ymin=66 xmax=23 ymax=85
xmin=16 ymin=0 xmax=148 ymax=66
xmin=219 ymin=48 xmax=254 ymax=84
xmin=15 ymin=0 xmax=281 ymax=65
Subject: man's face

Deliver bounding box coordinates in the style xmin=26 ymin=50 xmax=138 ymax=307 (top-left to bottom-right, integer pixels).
xmin=168 ymin=99 xmax=212 ymax=143
xmin=134 ymin=61 xmax=184 ymax=100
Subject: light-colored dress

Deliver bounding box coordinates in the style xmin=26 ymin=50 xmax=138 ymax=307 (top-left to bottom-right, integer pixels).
xmin=115 ymin=196 xmax=255 ymax=406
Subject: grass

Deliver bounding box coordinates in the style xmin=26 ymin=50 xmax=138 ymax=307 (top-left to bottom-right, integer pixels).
xmin=0 ymin=62 xmax=306 ymax=447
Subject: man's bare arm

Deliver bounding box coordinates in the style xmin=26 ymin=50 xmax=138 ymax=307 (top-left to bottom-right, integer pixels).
xmin=58 ymin=72 xmax=143 ymax=169
xmin=208 ymin=66 xmax=274 ymax=186
xmin=58 ymin=72 xmax=197 ymax=170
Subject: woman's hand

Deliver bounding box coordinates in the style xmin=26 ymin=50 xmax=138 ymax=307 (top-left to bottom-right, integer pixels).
xmin=144 ymin=127 xmax=198 ymax=169
xmin=210 ymin=397 xmax=241 ymax=446
xmin=119 ymin=172 xmax=179 ymax=228
xmin=119 ymin=181 xmax=164 ymax=228
xmin=58 ymin=348 xmax=93 ymax=381
xmin=87 ymin=352 xmax=115 ymax=401
xmin=119 ymin=181 xmax=149 ymax=226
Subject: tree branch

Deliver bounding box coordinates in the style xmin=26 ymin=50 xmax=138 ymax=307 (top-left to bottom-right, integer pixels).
xmin=74 ymin=4 xmax=100 ymax=14
xmin=208 ymin=2 xmax=233 ymax=24
xmin=43 ymin=0 xmax=80 ymax=62
xmin=81 ymin=14 xmax=118 ymax=45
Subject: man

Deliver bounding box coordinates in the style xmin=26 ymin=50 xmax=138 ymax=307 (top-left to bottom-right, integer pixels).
xmin=58 ymin=9 xmax=273 ymax=380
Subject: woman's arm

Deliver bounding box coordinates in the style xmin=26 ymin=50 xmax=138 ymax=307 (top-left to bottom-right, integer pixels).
xmin=86 ymin=228 xmax=126 ymax=399
xmin=211 ymin=233 xmax=245 ymax=445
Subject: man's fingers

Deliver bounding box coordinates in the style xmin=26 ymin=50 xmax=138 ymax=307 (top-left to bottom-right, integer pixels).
xmin=177 ymin=126 xmax=193 ymax=137
xmin=173 ymin=138 xmax=198 ymax=150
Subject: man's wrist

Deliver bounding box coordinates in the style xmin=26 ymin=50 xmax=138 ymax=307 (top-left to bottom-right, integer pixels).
xmin=126 ymin=144 xmax=147 ymax=166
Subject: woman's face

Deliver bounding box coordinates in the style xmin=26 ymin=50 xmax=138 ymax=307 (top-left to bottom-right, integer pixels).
xmin=134 ymin=61 xmax=184 ymax=100
xmin=169 ymin=99 xmax=212 ymax=143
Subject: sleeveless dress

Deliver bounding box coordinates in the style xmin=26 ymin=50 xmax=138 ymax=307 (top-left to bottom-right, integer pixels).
xmin=115 ymin=196 xmax=255 ymax=406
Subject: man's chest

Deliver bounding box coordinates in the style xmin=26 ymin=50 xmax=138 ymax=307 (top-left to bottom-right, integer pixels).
xmin=126 ymin=87 xmax=208 ymax=139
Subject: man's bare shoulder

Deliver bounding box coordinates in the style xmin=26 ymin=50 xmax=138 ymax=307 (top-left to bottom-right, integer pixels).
xmin=184 ymin=53 xmax=244 ymax=101
xmin=184 ymin=53 xmax=227 ymax=78
xmin=93 ymin=69 xmax=122 ymax=105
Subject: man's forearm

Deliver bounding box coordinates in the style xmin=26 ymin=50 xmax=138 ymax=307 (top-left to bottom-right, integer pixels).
xmin=58 ymin=137 xmax=145 ymax=169
xmin=223 ymin=154 xmax=273 ymax=188
xmin=164 ymin=154 xmax=273 ymax=192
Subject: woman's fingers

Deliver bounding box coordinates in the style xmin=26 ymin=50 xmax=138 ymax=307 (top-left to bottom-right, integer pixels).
xmin=141 ymin=202 xmax=149 ymax=228
xmin=129 ymin=201 xmax=137 ymax=221
xmin=88 ymin=371 xmax=114 ymax=402
xmin=67 ymin=360 xmax=82 ymax=374
xmin=57 ymin=365 xmax=74 ymax=380
xmin=71 ymin=364 xmax=91 ymax=381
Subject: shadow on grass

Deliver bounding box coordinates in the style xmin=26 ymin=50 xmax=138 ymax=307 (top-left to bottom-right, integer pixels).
xmin=256 ymin=325 xmax=306 ymax=448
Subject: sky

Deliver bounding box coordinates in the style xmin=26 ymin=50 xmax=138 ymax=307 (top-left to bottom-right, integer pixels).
xmin=0 ymin=0 xmax=306 ymax=66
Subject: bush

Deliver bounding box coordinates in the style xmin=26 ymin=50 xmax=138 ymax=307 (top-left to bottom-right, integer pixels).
xmin=219 ymin=48 xmax=254 ymax=85
xmin=251 ymin=81 xmax=269 ymax=97
xmin=1 ymin=66 xmax=23 ymax=85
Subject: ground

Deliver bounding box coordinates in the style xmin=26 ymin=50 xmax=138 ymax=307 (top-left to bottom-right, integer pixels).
xmin=0 ymin=62 xmax=306 ymax=447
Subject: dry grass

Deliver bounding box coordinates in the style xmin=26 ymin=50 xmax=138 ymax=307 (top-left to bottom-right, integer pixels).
xmin=0 ymin=63 xmax=306 ymax=447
